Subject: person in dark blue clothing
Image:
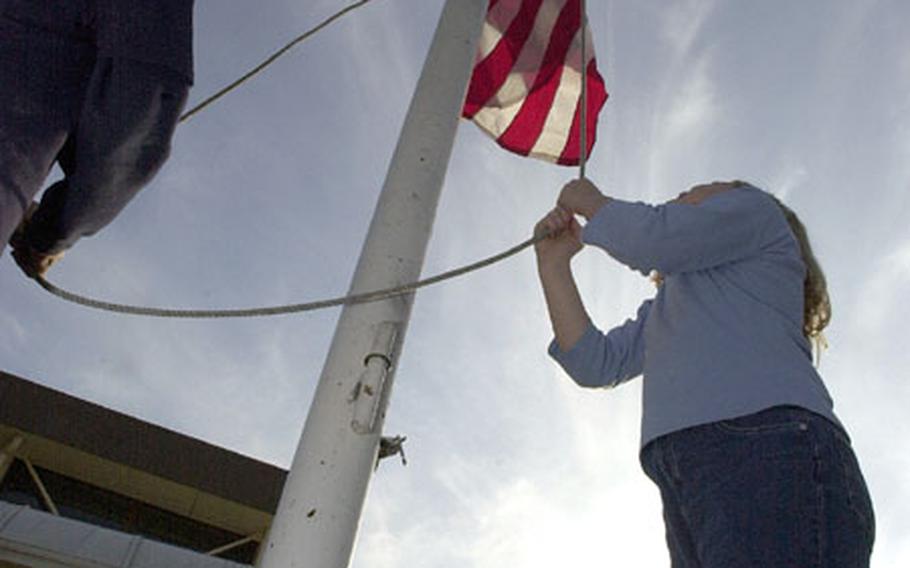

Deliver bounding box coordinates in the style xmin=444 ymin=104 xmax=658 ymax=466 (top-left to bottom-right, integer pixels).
xmin=0 ymin=0 xmax=194 ymax=277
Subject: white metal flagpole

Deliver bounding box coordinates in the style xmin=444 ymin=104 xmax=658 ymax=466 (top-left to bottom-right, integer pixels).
xmin=256 ymin=1 xmax=487 ymax=567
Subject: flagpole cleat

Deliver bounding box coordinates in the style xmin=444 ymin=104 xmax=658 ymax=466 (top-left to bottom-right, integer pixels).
xmin=375 ymin=435 xmax=407 ymax=470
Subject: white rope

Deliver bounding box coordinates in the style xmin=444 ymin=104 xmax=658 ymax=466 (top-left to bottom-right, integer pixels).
xmin=34 ymin=234 xmax=546 ymax=318
xmin=180 ymin=0 xmax=374 ymax=123
xmin=578 ymin=0 xmax=588 ymax=180
xmin=31 ymin=0 xmax=589 ymax=320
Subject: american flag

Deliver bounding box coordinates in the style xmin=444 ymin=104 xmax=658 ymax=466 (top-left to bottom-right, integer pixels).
xmin=463 ymin=0 xmax=608 ymax=166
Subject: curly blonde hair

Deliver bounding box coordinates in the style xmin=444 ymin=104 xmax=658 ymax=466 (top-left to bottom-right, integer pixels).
xmin=770 ymin=196 xmax=831 ymax=341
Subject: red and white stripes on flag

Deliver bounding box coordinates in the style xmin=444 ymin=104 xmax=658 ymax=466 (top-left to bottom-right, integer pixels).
xmin=462 ymin=0 xmax=608 ymax=166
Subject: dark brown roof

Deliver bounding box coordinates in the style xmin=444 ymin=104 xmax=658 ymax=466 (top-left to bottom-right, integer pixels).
xmin=0 ymin=370 xmax=286 ymax=514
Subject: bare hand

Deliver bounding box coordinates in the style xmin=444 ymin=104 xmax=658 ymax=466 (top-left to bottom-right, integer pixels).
xmin=557 ymin=178 xmax=609 ymax=220
xmin=534 ymin=207 xmax=583 ymax=265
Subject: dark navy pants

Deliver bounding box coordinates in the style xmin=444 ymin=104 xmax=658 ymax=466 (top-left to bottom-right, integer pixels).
xmin=0 ymin=14 xmax=188 ymax=256
xmin=640 ymin=406 xmax=875 ymax=568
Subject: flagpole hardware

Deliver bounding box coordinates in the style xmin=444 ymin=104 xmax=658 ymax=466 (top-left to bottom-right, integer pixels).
xmin=375 ymin=435 xmax=408 ymax=470
xmin=350 ymin=322 xmax=399 ymax=435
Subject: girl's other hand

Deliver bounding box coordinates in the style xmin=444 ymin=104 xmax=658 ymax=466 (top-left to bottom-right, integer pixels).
xmin=557 ymin=178 xmax=609 ymax=220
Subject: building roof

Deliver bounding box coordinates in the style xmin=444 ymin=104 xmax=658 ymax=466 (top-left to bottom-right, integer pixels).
xmin=0 ymin=370 xmax=289 ymax=561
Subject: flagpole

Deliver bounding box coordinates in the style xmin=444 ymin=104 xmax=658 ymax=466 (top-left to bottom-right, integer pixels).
xmin=256 ymin=2 xmax=487 ymax=567
xmin=579 ymin=0 xmax=588 ymax=179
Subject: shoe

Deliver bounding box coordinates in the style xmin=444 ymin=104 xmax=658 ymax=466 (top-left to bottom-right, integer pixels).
xmin=9 ymin=202 xmax=64 ymax=279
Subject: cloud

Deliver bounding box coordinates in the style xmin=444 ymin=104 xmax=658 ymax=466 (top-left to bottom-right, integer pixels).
xmin=645 ymin=52 xmax=722 ymax=195
xmin=825 ymin=236 xmax=910 ymax=565
xmin=659 ymin=57 xmax=719 ymax=144
xmin=0 ymin=313 xmax=26 ymax=346
xmin=767 ymin=166 xmax=810 ymax=202
xmin=659 ymin=0 xmax=717 ymax=57
xmin=6 ymin=2 xmax=909 ymax=567
xmin=357 ymin=374 xmax=668 ymax=568
xmin=341 ymin=0 xmax=429 ymax=127
xmin=851 ymin=239 xmax=910 ymax=335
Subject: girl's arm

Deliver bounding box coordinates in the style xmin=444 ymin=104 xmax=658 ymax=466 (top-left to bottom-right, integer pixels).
xmin=535 ymin=207 xmax=648 ymax=388
xmin=557 ymin=178 xmax=782 ymax=275
xmin=534 ymin=207 xmax=590 ymax=351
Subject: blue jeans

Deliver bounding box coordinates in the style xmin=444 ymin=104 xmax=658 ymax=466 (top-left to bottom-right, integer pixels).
xmin=640 ymin=406 xmax=875 ymax=568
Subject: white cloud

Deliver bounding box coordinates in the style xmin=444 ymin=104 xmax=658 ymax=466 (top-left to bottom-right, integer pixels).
xmin=359 ymin=436 xmax=668 ymax=568
xmin=767 ymin=166 xmax=810 ymax=202
xmin=659 ymin=0 xmax=717 ymax=57
xmin=646 ymin=53 xmax=722 ymax=194
xmin=6 ymin=2 xmax=910 ymax=567
xmin=823 ymin=236 xmax=910 ymax=566
xmin=0 ymin=313 xmax=26 ymax=346
xmin=660 ymin=58 xmax=719 ymax=144
xmin=897 ymin=111 xmax=910 ymax=187
xmin=852 ymin=240 xmax=910 ymax=335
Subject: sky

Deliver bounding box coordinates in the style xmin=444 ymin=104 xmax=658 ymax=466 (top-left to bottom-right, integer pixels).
xmin=2 ymin=0 xmax=909 ymax=566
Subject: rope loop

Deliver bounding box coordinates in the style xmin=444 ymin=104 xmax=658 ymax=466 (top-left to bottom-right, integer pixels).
xmin=35 ymin=234 xmax=546 ymax=318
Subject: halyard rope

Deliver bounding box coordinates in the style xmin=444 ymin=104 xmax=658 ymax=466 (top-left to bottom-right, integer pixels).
xmin=30 ymin=0 xmax=590 ymax=319
xmin=34 ymin=234 xmax=547 ymax=318
xmin=179 ymin=0 xmax=374 ymax=124
xmin=579 ymin=0 xmax=588 ymax=179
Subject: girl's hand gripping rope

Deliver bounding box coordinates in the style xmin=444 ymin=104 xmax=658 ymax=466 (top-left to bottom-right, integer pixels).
xmin=534 ymin=206 xmax=583 ymax=267
xmin=557 ymin=177 xmax=610 ymax=221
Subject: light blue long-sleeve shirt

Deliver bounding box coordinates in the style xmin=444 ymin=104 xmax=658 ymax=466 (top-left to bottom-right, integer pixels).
xmin=548 ymin=185 xmax=841 ymax=447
